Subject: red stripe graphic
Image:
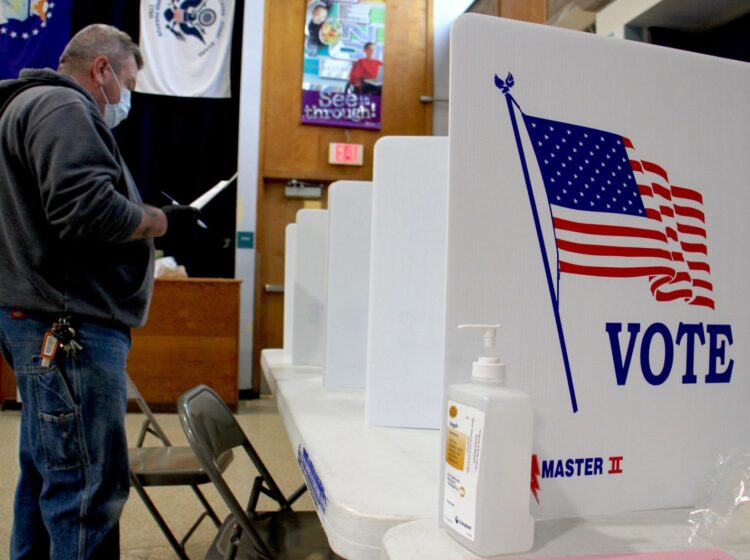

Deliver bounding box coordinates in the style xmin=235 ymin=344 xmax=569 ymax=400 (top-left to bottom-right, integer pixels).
xmin=553 ymin=218 xmax=667 ymax=242
xmin=654 ymin=289 xmax=694 ymax=302
xmin=660 ymin=206 xmax=674 ymax=218
xmin=687 ymin=260 xmax=711 ymax=273
xmin=560 ymin=262 xmax=675 ymax=278
xmin=652 ymin=183 xmax=671 ymax=200
xmin=691 ymin=296 xmax=715 ymax=310
xmin=642 ymin=161 xmax=669 ymax=182
xmin=557 ymin=239 xmax=673 ymax=260
xmin=671 ymin=185 xmax=703 ymax=203
xmin=675 ymin=204 xmax=705 ymax=222
xmin=677 ymin=223 xmax=706 ymax=237
xmin=649 ymin=275 xmax=673 ymax=294
xmin=680 ymin=242 xmax=707 ymax=255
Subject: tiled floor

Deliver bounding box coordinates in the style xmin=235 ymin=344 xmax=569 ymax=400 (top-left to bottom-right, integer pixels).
xmin=0 ymin=397 xmax=313 ymax=559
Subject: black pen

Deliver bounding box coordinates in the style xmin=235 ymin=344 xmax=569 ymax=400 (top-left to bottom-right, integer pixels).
xmin=161 ymin=191 xmax=208 ymax=229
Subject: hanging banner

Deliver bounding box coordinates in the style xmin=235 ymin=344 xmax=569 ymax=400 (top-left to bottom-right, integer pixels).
xmin=301 ymin=0 xmax=386 ymax=130
xmin=136 ymin=0 xmax=235 ymax=98
xmin=0 ymin=0 xmax=73 ymax=80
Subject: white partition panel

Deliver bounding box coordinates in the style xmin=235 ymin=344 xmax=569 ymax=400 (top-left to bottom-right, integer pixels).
xmin=444 ymin=14 xmax=750 ymax=518
xmin=366 ymin=136 xmax=450 ymax=429
xmin=283 ymin=223 xmax=297 ymax=354
xmin=291 ymin=209 xmax=329 ymax=367
xmin=325 ymin=181 xmax=373 ymax=388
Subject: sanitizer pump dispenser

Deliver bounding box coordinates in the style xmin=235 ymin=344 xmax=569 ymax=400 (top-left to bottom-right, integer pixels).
xmin=442 ymin=324 xmax=535 ymax=556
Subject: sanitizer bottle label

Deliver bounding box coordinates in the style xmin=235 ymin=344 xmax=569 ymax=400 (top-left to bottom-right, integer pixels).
xmin=444 ymin=400 xmax=485 ymax=541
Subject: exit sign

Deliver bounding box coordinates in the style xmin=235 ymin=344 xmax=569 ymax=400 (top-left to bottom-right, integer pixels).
xmin=329 ymin=142 xmax=364 ymax=166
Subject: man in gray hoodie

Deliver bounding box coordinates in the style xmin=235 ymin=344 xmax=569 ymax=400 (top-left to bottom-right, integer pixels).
xmin=0 ymin=24 xmax=197 ymax=559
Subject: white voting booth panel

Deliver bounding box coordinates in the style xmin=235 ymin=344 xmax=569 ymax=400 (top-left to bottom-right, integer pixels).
xmin=444 ymin=14 xmax=750 ymax=519
xmin=324 ymin=181 xmax=373 ymax=389
xmin=366 ymin=136 xmax=449 ymax=429
xmin=283 ymin=223 xmax=297 ymax=354
xmin=291 ymin=209 xmax=329 ymax=367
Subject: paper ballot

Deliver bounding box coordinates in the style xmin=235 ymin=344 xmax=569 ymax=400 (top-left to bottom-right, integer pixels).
xmin=190 ymin=172 xmax=238 ymax=210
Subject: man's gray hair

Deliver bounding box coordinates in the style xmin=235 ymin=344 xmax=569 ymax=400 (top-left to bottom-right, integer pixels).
xmin=59 ymin=24 xmax=143 ymax=73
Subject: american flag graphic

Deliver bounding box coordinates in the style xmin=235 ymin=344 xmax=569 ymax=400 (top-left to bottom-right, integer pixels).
xmin=523 ymin=114 xmax=714 ymax=310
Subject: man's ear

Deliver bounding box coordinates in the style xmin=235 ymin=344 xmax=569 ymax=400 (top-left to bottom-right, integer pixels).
xmin=91 ymin=55 xmax=109 ymax=86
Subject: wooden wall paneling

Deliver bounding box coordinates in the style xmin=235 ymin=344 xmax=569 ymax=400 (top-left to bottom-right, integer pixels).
xmin=467 ymin=0 xmax=547 ymax=22
xmin=426 ymin=0 xmax=434 ymax=101
xmin=382 ymin=0 xmax=433 ymax=138
xmin=500 ymin=0 xmax=547 ymax=23
xmin=467 ymin=0 xmax=501 ymax=16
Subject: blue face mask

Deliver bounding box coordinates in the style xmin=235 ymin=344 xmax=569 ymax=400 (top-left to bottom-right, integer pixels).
xmin=100 ymin=64 xmax=131 ymax=129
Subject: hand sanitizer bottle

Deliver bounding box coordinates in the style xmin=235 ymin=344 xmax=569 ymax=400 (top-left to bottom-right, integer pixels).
xmin=442 ymin=324 xmax=534 ymax=556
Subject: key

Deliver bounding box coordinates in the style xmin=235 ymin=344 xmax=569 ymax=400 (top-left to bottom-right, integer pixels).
xmin=51 ymin=316 xmax=83 ymax=359
xmin=64 ymin=338 xmax=83 ymax=359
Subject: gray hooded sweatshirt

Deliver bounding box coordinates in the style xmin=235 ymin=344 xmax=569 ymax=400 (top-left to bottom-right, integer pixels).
xmin=0 ymin=68 xmax=154 ymax=328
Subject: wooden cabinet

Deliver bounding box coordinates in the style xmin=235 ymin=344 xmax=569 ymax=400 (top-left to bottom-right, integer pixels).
xmin=0 ymin=355 xmax=17 ymax=409
xmin=0 ymin=278 xmax=241 ymax=411
xmin=128 ymin=278 xmax=241 ymax=411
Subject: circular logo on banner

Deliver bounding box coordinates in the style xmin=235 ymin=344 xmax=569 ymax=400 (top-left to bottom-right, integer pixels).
xmin=163 ymin=0 xmax=223 ymax=45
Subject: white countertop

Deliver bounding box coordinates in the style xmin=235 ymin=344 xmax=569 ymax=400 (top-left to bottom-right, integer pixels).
xmin=261 ymin=349 xmax=440 ymax=560
xmin=381 ymin=510 xmax=750 ymax=559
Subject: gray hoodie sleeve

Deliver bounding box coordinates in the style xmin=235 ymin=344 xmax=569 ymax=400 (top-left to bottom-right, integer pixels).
xmin=23 ymin=93 xmax=143 ymax=243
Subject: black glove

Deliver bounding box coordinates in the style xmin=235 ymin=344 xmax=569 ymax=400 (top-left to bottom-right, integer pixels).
xmin=161 ymin=204 xmax=201 ymax=235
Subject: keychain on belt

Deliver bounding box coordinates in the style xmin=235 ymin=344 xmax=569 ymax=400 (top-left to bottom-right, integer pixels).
xmin=40 ymin=316 xmax=83 ymax=367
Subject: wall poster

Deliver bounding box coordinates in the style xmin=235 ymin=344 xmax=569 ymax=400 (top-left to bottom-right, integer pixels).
xmin=301 ymin=0 xmax=386 ymax=130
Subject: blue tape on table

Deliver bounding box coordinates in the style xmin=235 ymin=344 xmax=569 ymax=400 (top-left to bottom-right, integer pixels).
xmin=298 ymin=445 xmax=327 ymax=514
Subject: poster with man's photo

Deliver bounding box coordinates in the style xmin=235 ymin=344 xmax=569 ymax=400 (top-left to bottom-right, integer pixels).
xmin=301 ymin=0 xmax=386 ymax=130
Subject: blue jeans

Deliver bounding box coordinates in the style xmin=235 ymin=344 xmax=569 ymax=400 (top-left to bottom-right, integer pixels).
xmin=0 ymin=308 xmax=131 ymax=560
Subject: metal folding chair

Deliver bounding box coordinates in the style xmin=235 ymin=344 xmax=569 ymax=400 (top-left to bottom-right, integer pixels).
xmin=127 ymin=373 xmax=233 ymax=559
xmin=177 ymin=384 xmax=340 ymax=559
